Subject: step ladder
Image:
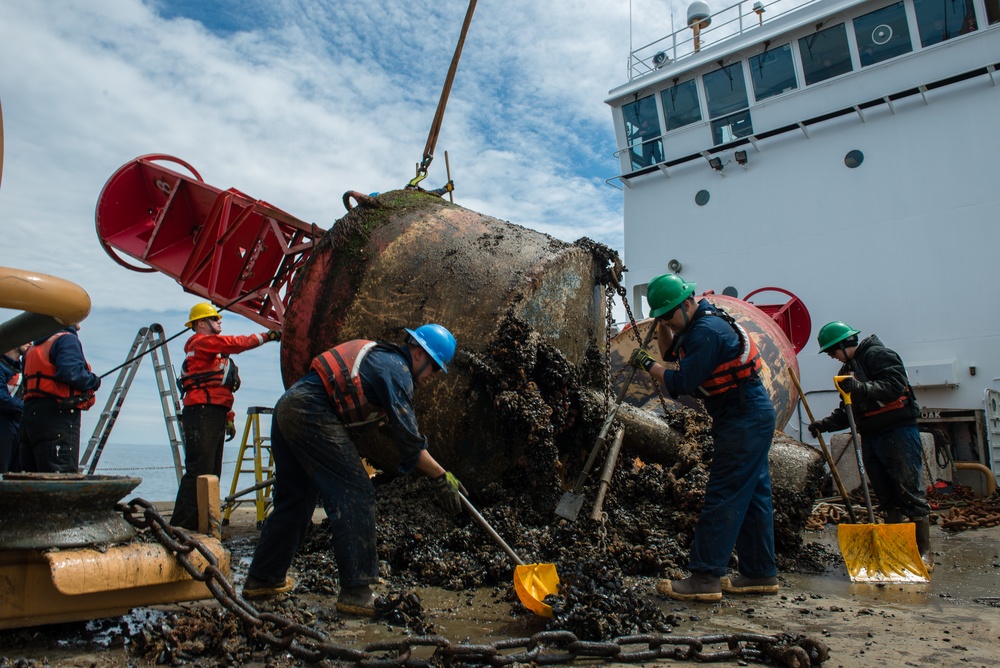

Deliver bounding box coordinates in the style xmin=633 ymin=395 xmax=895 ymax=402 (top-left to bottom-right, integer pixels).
xmin=223 ymin=406 xmax=274 ymax=529
xmin=80 ymin=324 xmax=185 ymax=482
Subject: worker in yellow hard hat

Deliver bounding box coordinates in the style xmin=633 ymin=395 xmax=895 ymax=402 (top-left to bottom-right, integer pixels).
xmin=170 ymin=303 xmax=281 ymax=531
xmin=628 ymin=274 xmax=778 ymax=602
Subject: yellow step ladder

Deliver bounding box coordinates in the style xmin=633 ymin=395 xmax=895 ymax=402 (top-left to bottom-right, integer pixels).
xmin=223 ymin=406 xmax=274 ymax=529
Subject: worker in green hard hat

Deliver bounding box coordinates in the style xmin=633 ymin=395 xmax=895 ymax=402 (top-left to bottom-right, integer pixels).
xmin=628 ymin=273 xmax=778 ymax=602
xmin=810 ymin=321 xmax=932 ymax=572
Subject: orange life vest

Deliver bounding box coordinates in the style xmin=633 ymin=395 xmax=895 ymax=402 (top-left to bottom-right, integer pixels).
xmin=6 ymin=372 xmax=20 ymax=398
xmin=681 ymin=310 xmax=762 ymax=398
xmin=862 ymin=394 xmax=910 ymax=417
xmin=179 ymin=354 xmax=240 ymax=406
xmin=310 ymin=340 xmax=386 ymax=426
xmin=22 ymin=332 xmax=96 ymax=410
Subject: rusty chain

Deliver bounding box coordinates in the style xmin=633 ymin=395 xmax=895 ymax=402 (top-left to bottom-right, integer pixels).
xmin=609 ymin=275 xmax=670 ymax=415
xmin=116 ymin=498 xmax=828 ymax=667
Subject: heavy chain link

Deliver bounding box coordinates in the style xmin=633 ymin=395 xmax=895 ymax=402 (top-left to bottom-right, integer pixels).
xmin=603 ymin=282 xmax=616 ymax=416
xmin=116 ymin=499 xmax=828 ymax=666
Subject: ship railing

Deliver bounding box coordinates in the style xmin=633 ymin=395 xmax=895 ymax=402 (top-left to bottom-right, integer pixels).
xmin=628 ymin=0 xmax=818 ymax=80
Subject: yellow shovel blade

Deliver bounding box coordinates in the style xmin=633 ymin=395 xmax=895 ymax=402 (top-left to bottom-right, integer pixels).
xmin=513 ymin=563 xmax=559 ymax=618
xmin=838 ymin=523 xmax=930 ymax=583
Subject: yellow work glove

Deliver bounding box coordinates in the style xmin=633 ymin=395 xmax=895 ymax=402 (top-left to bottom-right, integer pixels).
xmin=225 ymin=420 xmax=237 ymax=442
xmin=433 ymin=471 xmax=466 ymax=514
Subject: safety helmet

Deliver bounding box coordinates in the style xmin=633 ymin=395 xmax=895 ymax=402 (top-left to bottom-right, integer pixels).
xmin=816 ymin=321 xmax=860 ymax=353
xmin=405 ymin=324 xmax=457 ymax=373
xmin=646 ymin=274 xmax=696 ymax=319
xmin=186 ymin=302 xmax=222 ymax=328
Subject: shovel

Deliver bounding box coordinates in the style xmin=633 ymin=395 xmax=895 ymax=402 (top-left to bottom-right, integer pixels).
xmin=787 ymin=368 xmax=857 ymax=523
xmin=833 ymin=375 xmax=929 ymax=583
xmin=460 ymin=493 xmax=559 ymax=617
xmin=555 ymin=320 xmax=657 ymax=520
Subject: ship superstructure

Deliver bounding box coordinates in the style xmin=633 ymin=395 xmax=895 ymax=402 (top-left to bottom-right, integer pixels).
xmin=605 ymin=0 xmax=1000 ymax=478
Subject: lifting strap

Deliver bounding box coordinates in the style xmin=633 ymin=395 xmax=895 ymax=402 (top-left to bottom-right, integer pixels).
xmin=408 ymin=0 xmax=478 ymax=189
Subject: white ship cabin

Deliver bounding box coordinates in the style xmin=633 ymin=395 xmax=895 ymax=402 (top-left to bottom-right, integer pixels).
xmin=605 ymin=0 xmax=1000 ymax=484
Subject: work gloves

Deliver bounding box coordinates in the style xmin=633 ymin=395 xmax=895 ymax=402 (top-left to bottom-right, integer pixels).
xmin=628 ymin=348 xmax=657 ymax=373
xmin=433 ymin=471 xmax=467 ymax=515
xmin=265 ymin=330 xmax=282 ymax=342
xmin=808 ymin=421 xmax=824 ymax=438
xmin=835 ymin=375 xmax=866 ymax=398
xmin=225 ymin=420 xmax=237 ymax=441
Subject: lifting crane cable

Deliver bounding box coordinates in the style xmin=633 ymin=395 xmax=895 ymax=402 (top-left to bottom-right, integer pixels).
xmin=407 ymin=0 xmax=478 ymax=190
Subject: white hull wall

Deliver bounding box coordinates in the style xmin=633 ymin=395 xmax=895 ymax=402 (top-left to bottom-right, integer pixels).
xmin=622 ymin=71 xmax=1000 ymax=431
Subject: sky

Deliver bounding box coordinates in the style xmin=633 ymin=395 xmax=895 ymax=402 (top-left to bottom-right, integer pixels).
xmin=0 ymin=0 xmax=710 ymax=453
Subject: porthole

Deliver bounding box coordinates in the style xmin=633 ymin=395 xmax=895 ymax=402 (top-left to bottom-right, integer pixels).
xmin=695 ymin=189 xmax=710 ymax=206
xmin=845 ymin=150 xmax=864 ymax=168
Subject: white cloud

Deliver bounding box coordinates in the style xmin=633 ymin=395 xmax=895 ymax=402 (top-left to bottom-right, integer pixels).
xmin=1 ymin=0 xmax=646 ymax=445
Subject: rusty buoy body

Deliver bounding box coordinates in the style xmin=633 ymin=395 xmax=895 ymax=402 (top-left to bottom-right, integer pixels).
xmin=281 ymin=190 xmax=609 ymax=488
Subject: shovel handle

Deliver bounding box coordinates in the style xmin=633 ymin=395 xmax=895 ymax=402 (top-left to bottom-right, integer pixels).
xmin=834 ymin=375 xmax=854 ymax=405
xmin=787 ymin=368 xmax=858 ymax=524
xmin=460 ymin=493 xmax=524 ymax=566
xmin=571 ymin=320 xmax=659 ymax=493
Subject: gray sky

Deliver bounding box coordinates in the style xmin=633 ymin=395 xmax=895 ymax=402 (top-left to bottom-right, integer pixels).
xmin=0 ymin=0 xmax=699 ymax=449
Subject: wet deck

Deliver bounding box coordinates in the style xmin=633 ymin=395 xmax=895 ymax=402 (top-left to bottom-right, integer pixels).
xmin=3 ymin=507 xmax=999 ymax=667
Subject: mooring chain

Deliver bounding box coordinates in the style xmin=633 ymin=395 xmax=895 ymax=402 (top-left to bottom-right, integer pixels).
xmin=114 ymin=499 xmax=827 ymax=666
xmin=603 ymin=281 xmax=616 ymax=415
xmin=614 ymin=283 xmax=671 ymax=415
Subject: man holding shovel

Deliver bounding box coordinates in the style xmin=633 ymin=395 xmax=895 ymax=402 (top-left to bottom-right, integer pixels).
xmin=809 ymin=321 xmax=932 ymax=572
xmin=242 ymin=324 xmax=465 ymax=616
xmin=629 ymin=274 xmax=778 ymax=602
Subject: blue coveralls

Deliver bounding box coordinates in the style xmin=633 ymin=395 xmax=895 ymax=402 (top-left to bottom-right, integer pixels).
xmin=660 ymin=300 xmax=777 ymax=579
xmin=248 ymin=344 xmax=430 ymax=588
xmin=19 ymin=328 xmax=101 ymax=473
xmin=0 ymin=353 xmax=24 ymax=473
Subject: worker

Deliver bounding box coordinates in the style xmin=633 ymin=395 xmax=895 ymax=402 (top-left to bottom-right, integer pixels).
xmin=171 ymin=303 xmax=281 ymax=531
xmin=243 ymin=324 xmax=464 ymax=617
xmin=19 ymin=326 xmax=101 ymax=473
xmin=0 ymin=344 xmax=30 ymax=473
xmin=809 ymin=321 xmax=932 ymax=572
xmin=628 ymin=274 xmax=778 ymax=601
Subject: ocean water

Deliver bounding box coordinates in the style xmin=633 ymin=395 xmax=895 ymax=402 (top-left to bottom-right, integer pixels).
xmin=87 ymin=441 xmax=246 ymax=504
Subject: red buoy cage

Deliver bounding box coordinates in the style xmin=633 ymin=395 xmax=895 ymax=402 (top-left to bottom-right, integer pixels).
xmin=95 ymin=155 xmax=320 ymax=328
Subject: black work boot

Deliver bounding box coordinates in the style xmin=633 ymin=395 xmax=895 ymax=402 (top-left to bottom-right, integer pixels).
xmin=655 ymin=572 xmax=722 ymax=602
xmin=884 ymin=508 xmax=905 ymax=524
xmin=722 ymin=574 xmax=779 ymax=595
xmin=914 ymin=516 xmax=935 ymax=573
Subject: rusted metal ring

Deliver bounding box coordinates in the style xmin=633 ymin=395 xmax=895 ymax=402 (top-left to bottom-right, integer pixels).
xmin=343 ymin=191 xmax=381 ymax=212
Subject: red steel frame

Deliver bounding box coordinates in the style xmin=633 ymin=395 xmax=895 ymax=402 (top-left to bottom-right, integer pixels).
xmin=95 ymin=155 xmax=320 ymax=329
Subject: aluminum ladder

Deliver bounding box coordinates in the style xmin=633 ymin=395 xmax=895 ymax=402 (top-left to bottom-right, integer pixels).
xmin=80 ymin=323 xmax=185 ymax=482
xmin=222 ymin=406 xmax=274 ymax=529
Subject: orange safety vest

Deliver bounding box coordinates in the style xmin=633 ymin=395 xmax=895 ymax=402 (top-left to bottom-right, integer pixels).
xmin=178 ymin=350 xmax=240 ymax=407
xmin=681 ymin=311 xmax=762 ymax=398
xmin=22 ymin=332 xmax=96 ymax=410
xmin=310 ymin=340 xmax=387 ymax=426
xmin=6 ymin=371 xmax=20 ymax=397
xmin=862 ymin=394 xmax=910 ymax=417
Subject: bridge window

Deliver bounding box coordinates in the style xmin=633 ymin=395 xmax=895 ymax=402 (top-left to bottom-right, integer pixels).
xmin=623 ymin=95 xmax=663 ymax=170
xmin=854 ymin=2 xmax=912 ymax=67
xmin=914 ymin=0 xmax=977 ymax=47
xmin=799 ymin=23 xmax=853 ymax=85
xmin=704 ymin=62 xmax=753 ymax=145
xmin=660 ymin=79 xmax=702 ymax=131
xmin=988 ymin=0 xmax=1000 ymax=24
xmin=749 ymin=43 xmax=798 ymax=101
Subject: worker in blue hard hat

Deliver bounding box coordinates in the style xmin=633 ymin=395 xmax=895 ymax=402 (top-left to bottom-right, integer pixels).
xmin=244 ymin=323 xmax=463 ymax=616
xmin=628 ymin=274 xmax=778 ymax=602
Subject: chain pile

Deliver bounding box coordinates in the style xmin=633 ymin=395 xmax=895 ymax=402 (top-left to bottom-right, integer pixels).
xmin=116 ymin=499 xmax=829 ymax=666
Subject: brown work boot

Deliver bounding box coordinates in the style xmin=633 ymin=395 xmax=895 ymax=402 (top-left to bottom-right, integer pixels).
xmin=242 ymin=575 xmax=295 ymax=600
xmin=655 ymin=572 xmax=722 ymax=602
xmin=721 ymin=574 xmax=779 ymax=595
xmin=336 ymin=585 xmax=378 ymax=617
xmin=914 ymin=516 xmax=935 ymax=574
